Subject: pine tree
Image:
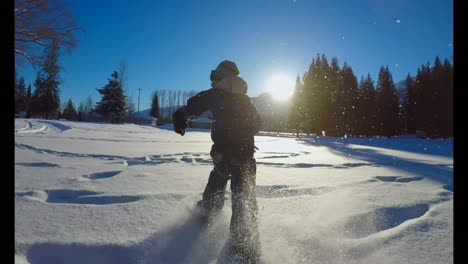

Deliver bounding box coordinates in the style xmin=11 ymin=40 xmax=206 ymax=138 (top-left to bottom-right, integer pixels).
xmin=31 ymin=76 xmax=45 ymax=118
xmin=288 ymin=76 xmax=304 ymax=137
xmin=15 ymin=77 xmax=27 ymax=113
xmin=339 ymin=62 xmax=359 ymax=136
xmin=319 ymin=54 xmax=333 ymax=134
xmin=303 ymin=54 xmax=333 ymax=135
xmin=359 ymin=74 xmax=377 ymax=136
xmin=95 ymin=71 xmax=127 ymax=123
xmin=62 ymin=99 xmax=77 ymax=120
xmin=404 ymin=73 xmax=416 ymax=133
xmin=414 ymin=63 xmax=432 ymax=133
xmin=31 ymin=40 xmax=61 ymax=119
xmin=441 ymin=58 xmax=453 ymax=137
xmin=302 ymin=57 xmax=317 ymax=135
xmin=430 ymin=56 xmax=444 ymax=135
xmin=150 ymin=94 xmax=160 ymax=119
xmin=328 ymin=57 xmax=342 ymax=135
xmin=25 ymin=84 xmax=32 ymax=117
xmin=376 ymin=66 xmax=399 ymax=137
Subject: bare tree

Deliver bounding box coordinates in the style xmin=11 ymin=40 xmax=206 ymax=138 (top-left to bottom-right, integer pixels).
xmin=151 ymin=89 xmax=201 ymax=120
xmin=168 ymin=90 xmax=175 ymax=119
xmin=15 ymin=0 xmax=80 ymax=67
xmin=126 ymin=96 xmax=136 ymax=116
xmin=159 ymin=89 xmax=168 ymax=119
xmin=84 ymin=96 xmax=94 ymax=121
xmin=78 ymin=102 xmax=84 ymax=113
xmin=182 ymin=90 xmax=198 ymax=106
xmin=118 ymin=60 xmax=128 ymax=91
xmin=84 ymin=96 xmax=93 ymax=113
xmin=60 ymin=101 xmax=67 ymax=115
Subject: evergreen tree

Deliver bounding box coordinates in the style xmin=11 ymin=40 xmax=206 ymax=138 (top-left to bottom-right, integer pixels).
xmin=31 ymin=40 xmax=61 ymax=119
xmin=441 ymin=58 xmax=453 ymax=137
xmin=319 ymin=54 xmax=333 ymax=134
xmin=404 ymin=74 xmax=416 ymax=133
xmin=62 ymin=99 xmax=77 ymax=120
xmin=150 ymin=94 xmax=160 ymax=119
xmin=95 ymin=71 xmax=127 ymax=123
xmin=358 ymin=74 xmax=377 ymax=136
xmin=410 ymin=57 xmax=453 ymax=138
xmin=302 ymin=57 xmax=317 ymax=135
xmin=376 ymin=66 xmax=399 ymax=137
xmin=25 ymin=84 xmax=32 ymax=117
xmin=338 ymin=62 xmax=359 ymax=136
xmin=288 ymin=76 xmax=304 ymax=137
xmin=414 ymin=63 xmax=432 ymax=133
xmin=15 ymin=77 xmax=27 ymax=113
xmin=430 ymin=56 xmax=444 ymax=135
xmin=328 ymin=57 xmax=342 ymax=135
xmin=303 ymin=54 xmax=333 ymax=135
xmin=31 ymin=76 xmax=45 ymax=117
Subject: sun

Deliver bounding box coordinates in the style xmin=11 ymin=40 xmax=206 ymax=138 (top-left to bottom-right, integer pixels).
xmin=266 ymin=74 xmax=295 ymax=101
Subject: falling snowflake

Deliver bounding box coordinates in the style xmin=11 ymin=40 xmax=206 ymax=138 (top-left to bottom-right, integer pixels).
xmin=448 ymin=43 xmax=452 ymax=47
xmin=396 ymin=19 xmax=401 ymax=24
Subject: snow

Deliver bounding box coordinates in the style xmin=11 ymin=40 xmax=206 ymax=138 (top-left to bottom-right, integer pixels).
xmin=130 ymin=110 xmax=156 ymax=120
xmin=188 ymin=117 xmax=213 ymax=124
xmin=15 ymin=118 xmax=453 ymax=264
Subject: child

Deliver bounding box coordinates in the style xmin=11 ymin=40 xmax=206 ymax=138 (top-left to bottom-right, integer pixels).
xmin=173 ymin=60 xmax=261 ymax=263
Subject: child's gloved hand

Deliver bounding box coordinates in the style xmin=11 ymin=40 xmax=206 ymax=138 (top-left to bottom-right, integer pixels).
xmin=175 ymin=125 xmax=186 ymax=136
xmin=173 ymin=108 xmax=187 ymax=136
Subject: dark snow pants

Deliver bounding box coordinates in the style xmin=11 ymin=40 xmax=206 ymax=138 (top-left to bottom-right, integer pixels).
xmin=201 ymin=144 xmax=260 ymax=263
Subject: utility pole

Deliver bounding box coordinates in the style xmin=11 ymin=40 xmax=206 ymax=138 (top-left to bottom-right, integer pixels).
xmin=137 ymin=88 xmax=142 ymax=113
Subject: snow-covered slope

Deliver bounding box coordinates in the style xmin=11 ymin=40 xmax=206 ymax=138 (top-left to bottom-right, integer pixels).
xmin=15 ymin=118 xmax=453 ymax=264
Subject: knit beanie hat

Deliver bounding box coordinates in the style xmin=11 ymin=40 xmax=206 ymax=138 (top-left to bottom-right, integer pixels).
xmin=211 ymin=60 xmax=239 ymax=83
xmin=215 ymin=60 xmax=240 ymax=76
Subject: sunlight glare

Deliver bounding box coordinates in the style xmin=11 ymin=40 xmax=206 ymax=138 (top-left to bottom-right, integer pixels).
xmin=266 ymin=74 xmax=295 ymax=100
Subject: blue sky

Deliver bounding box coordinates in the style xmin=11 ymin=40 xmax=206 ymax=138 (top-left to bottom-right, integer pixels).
xmin=16 ymin=0 xmax=453 ymax=110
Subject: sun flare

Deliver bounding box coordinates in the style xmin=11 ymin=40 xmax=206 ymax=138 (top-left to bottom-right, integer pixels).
xmin=266 ymin=74 xmax=295 ymax=101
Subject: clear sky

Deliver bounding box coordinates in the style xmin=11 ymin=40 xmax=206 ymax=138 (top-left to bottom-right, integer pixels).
xmin=16 ymin=0 xmax=453 ymax=110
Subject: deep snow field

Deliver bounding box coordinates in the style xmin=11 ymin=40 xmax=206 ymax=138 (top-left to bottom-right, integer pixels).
xmin=15 ymin=119 xmax=453 ymax=264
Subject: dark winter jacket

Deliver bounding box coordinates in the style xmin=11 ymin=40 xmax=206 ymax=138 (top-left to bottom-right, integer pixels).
xmin=176 ymin=87 xmax=261 ymax=151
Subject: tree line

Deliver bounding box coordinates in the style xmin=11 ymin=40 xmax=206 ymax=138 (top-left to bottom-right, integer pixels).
xmin=15 ymin=53 xmax=198 ymax=124
xmin=289 ymin=53 xmax=453 ymax=138
xmin=14 ymin=1 xmax=453 ymax=136
xmin=15 ymin=51 xmax=453 ymax=136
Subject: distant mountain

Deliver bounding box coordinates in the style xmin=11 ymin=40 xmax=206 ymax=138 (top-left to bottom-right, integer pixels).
xmin=394 ymin=77 xmax=415 ymax=105
xmin=130 ymin=109 xmax=152 ymax=118
xmin=251 ymin=92 xmax=291 ymax=131
xmin=395 ymin=79 xmax=408 ymax=91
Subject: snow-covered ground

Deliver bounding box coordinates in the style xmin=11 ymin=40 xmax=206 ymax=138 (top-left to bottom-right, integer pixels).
xmin=15 ymin=119 xmax=453 ymax=264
